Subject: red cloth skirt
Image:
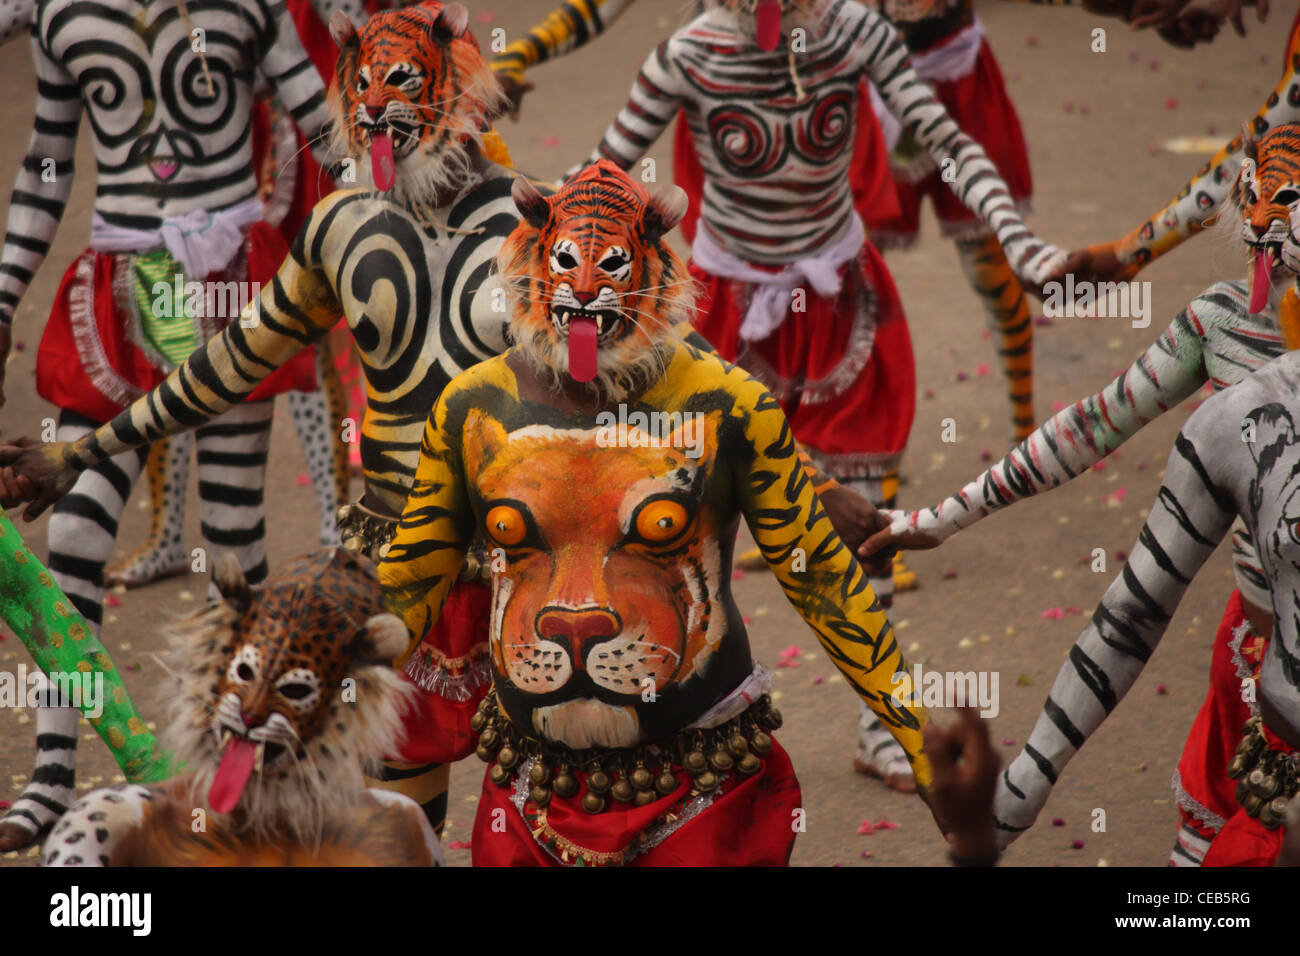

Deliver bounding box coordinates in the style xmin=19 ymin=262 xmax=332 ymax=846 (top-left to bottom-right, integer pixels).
xmin=672 ymin=81 xmax=900 ymax=246
xmin=471 ymin=736 xmax=802 ymax=867
xmin=690 ymin=245 xmax=914 ymax=469
xmin=1175 ymin=590 xmax=1268 ymax=836
xmin=393 ymin=578 xmax=493 ymax=765
xmin=1202 ymin=721 xmax=1292 ymax=868
xmin=36 ymin=222 xmax=317 ymax=425
xmin=865 ymin=39 xmax=1032 ymax=244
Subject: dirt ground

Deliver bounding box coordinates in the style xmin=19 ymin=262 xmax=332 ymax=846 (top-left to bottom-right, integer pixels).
xmin=0 ymin=0 xmax=1292 ymax=868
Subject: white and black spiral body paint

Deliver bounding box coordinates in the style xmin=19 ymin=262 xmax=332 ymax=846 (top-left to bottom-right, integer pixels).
xmin=0 ymin=0 xmax=332 ymax=321
xmin=589 ymin=0 xmax=1062 ymax=278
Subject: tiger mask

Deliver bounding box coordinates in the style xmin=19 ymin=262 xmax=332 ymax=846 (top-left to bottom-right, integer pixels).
xmin=328 ymin=1 xmax=504 ymax=208
xmin=165 ymin=549 xmax=412 ymax=845
xmin=501 ymin=160 xmax=693 ymax=402
xmin=1233 ymin=123 xmax=1300 ymax=314
xmin=464 ymin=407 xmax=735 ymax=749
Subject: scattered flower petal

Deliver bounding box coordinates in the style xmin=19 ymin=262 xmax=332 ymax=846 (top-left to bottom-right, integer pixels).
xmin=942 ymin=569 xmax=958 ymax=580
xmin=857 ymin=820 xmax=875 ymax=835
xmin=975 ymin=362 xmax=990 ymax=377
xmin=955 ymin=370 xmax=968 ymax=382
xmin=1041 ymin=607 xmax=1065 ymax=620
xmin=811 ymin=675 xmax=824 ymax=685
xmin=105 ymin=595 xmax=121 ymax=608
xmin=731 ymin=569 xmax=746 ymax=581
xmin=1001 ymin=739 xmax=1015 ymax=747
xmin=540 ymin=135 xmax=562 ymax=148
xmin=1072 ymin=839 xmax=1085 ymax=850
xmin=1156 ymin=684 xmax=1167 ymax=695
xmin=873 ymin=818 xmax=898 ymax=830
xmin=1052 ymin=818 xmax=1066 ymax=827
xmin=1034 ymin=315 xmax=1053 ymax=327
xmin=447 ymin=839 xmax=472 ymax=850
xmin=295 ymin=473 xmax=310 ymax=486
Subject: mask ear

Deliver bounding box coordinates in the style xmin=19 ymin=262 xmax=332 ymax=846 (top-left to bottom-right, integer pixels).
xmin=434 ymin=2 xmax=469 ymax=38
xmin=329 ymin=10 xmax=358 ymax=48
xmin=213 ymin=552 xmax=251 ymax=615
xmin=512 ymin=176 xmax=552 ymax=229
xmin=360 ymin=613 xmax=409 ymax=664
xmin=642 ymin=185 xmax=689 ymax=242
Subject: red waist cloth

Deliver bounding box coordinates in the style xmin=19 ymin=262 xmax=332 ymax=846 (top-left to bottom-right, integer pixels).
xmin=865 ymin=39 xmax=1032 ymax=243
xmin=1175 ymin=590 xmax=1267 ymax=834
xmin=1202 ymin=720 xmax=1292 ymax=869
xmin=36 ymin=222 xmax=317 ymax=424
xmin=672 ymin=81 xmax=899 ymax=246
xmin=471 ymin=736 xmax=802 ymax=867
xmin=393 ymin=578 xmax=493 ymax=765
xmin=690 ymin=245 xmax=914 ymax=470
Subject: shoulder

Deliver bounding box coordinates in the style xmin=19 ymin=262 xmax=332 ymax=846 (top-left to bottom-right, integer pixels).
xmin=365 ymin=789 xmax=444 ymax=866
xmin=1185 ymin=280 xmax=1250 ymax=325
xmin=43 ymin=784 xmax=158 ymax=867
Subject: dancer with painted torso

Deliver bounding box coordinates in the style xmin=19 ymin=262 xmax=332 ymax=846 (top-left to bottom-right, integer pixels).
xmin=582 ymin=0 xmax=1064 ymax=792
xmin=862 ymin=123 xmax=1300 ymax=863
xmin=0 ymin=0 xmax=337 ymax=849
xmin=378 ymin=160 xmax=933 ymax=866
xmin=992 ymin=338 xmax=1300 ymax=866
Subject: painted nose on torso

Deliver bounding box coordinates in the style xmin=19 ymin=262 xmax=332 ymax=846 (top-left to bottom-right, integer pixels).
xmin=536 ymin=607 xmax=621 ymax=671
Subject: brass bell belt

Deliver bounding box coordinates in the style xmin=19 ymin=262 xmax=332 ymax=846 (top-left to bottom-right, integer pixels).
xmin=1227 ymin=716 xmax=1298 ymax=830
xmin=471 ymin=687 xmax=783 ymax=814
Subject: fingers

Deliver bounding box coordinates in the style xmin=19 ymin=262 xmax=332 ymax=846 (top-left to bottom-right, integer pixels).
xmin=22 ymin=487 xmax=59 ymax=522
xmin=858 ymin=527 xmax=896 ymax=561
xmin=922 ymin=720 xmax=956 ymax=781
xmin=0 ymin=467 xmax=26 ymax=506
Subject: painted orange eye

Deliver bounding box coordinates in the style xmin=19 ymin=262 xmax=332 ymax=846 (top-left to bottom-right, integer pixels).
xmin=636 ymin=500 xmax=688 ymax=543
xmin=486 ymin=505 xmax=526 ymax=546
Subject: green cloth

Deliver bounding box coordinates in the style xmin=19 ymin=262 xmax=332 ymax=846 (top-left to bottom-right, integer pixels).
xmin=134 ymin=249 xmax=203 ymax=367
xmin=0 ymin=515 xmax=176 ymax=782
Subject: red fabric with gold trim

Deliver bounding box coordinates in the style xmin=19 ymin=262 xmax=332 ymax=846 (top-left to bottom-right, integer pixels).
xmin=36 ymin=222 xmax=316 ymax=424
xmin=393 ymin=578 xmax=493 ymax=764
xmin=471 ymin=736 xmax=802 ymax=867
xmin=864 ymin=39 xmax=1031 ymax=242
xmin=689 ymin=245 xmax=914 ymax=465
xmin=1175 ymin=590 xmax=1268 ymax=834
xmin=673 ymin=84 xmax=900 ymax=246
xmin=1201 ymin=722 xmax=1293 ymax=868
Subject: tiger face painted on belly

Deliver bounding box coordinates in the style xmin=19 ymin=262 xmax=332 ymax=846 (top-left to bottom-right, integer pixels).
xmin=464 ymin=409 xmax=726 ymax=748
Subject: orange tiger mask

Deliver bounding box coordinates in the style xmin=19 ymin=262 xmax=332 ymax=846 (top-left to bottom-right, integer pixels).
xmin=501 ymin=160 xmax=693 ymax=398
xmin=1234 ymin=123 xmax=1300 ymax=314
xmin=328 ymin=1 xmax=503 ymax=202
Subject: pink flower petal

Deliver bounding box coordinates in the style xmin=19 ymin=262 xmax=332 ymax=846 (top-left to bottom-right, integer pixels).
xmin=873 ymin=818 xmax=898 ymax=830
xmin=942 ymin=569 xmax=958 ymax=580
xmin=1072 ymin=839 xmax=1085 ymax=849
xmin=780 ymin=645 xmax=802 ymax=658
xmin=1001 ymin=738 xmax=1016 ymax=747
xmin=811 ymin=675 xmax=824 ymax=685
xmin=1052 ymin=818 xmax=1066 ymax=826
xmin=731 ymin=569 xmax=746 ymax=581
xmin=1051 ymin=400 xmax=1066 ymax=412
xmin=11 ymin=340 xmax=23 ymax=352
xmin=1128 ymin=51 xmax=1140 ymax=63
xmin=1025 ymin=35 xmax=1038 ymax=46
xmin=1116 ymin=549 xmax=1128 ymax=561
xmin=1065 ymin=606 xmax=1083 ymax=616
xmin=540 ymin=135 xmax=562 ymax=148
xmin=923 ymin=388 xmax=935 ymax=400
xmin=860 ymin=849 xmax=872 ymax=859
xmin=474 ymin=11 xmax=496 ymax=23
xmin=295 ymin=473 xmax=311 ymax=487
xmin=0 ymin=800 xmax=10 ymax=811
xmin=1062 ymin=100 xmax=1074 ymax=113
xmin=448 ymin=839 xmax=472 ymax=850
xmin=857 ymin=820 xmax=875 ymax=835
xmin=980 ymin=450 xmax=992 ymax=462
xmin=1034 ymin=315 xmax=1053 ymax=327
xmin=1156 ymin=684 xmax=1167 ymax=695
xmin=742 ymin=616 xmax=753 ymax=626
xmin=955 ymin=370 xmax=968 ymax=382
xmin=105 ymin=595 xmax=121 ymax=608
xmin=1164 ymin=97 xmax=1178 ymax=110
xmin=1080 ymin=104 xmax=1090 ymax=116
xmin=975 ymin=363 xmax=990 ymax=377
xmin=1041 ymin=607 xmax=1065 ymax=620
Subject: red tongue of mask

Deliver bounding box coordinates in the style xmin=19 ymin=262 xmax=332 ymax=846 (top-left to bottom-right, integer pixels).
xmin=209 ymin=737 xmax=258 ymax=815
xmin=569 ymin=315 xmax=598 ymax=383
xmin=756 ymin=0 xmax=783 ymax=52
xmin=371 ymin=130 xmax=396 ymax=192
xmin=1250 ymin=249 xmax=1274 ymax=315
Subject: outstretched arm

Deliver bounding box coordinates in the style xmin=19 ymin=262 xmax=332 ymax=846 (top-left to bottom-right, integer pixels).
xmin=491 ymin=0 xmax=636 ymax=84
xmin=378 ymin=395 xmax=472 ymax=658
xmin=0 ymin=22 xmax=82 ymax=402
xmin=1064 ymin=21 xmax=1298 ymax=282
xmin=0 ymin=197 xmax=346 ymax=516
xmin=863 ymin=298 xmax=1216 ymax=556
xmin=586 ymin=35 xmax=690 ymax=170
xmin=260 ymin=0 xmax=335 ymax=165
xmin=993 ymin=413 xmax=1239 ymax=846
xmin=861 ymin=15 xmax=1065 ymax=286
xmin=738 ymin=384 xmax=931 ymax=789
